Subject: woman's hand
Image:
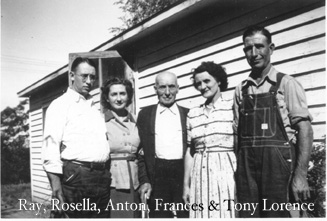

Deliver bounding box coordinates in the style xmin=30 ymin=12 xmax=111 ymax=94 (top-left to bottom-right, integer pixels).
xmin=183 ymin=147 xmax=193 ymax=204
xmin=183 ymin=185 xmax=190 ymax=204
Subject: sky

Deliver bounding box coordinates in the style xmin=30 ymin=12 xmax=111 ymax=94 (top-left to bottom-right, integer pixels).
xmin=1 ymin=0 xmax=124 ymax=110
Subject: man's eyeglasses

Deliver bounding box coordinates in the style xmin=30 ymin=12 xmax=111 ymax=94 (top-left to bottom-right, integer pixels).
xmin=74 ymin=73 xmax=96 ymax=82
xmin=156 ymin=85 xmax=178 ymax=93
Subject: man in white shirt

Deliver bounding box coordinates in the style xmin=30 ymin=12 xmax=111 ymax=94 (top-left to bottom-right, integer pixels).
xmin=137 ymin=71 xmax=189 ymax=218
xmin=42 ymin=57 xmax=110 ymax=218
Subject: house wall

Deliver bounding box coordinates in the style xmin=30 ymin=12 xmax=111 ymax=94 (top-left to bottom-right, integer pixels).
xmin=135 ymin=5 xmax=325 ymax=142
xmin=27 ymin=0 xmax=325 ymax=204
xmin=29 ymin=109 xmax=51 ymax=203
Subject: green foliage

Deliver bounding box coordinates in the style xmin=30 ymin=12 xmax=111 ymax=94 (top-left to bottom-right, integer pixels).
xmin=111 ymin=0 xmax=184 ymax=35
xmin=1 ymin=99 xmax=30 ymax=184
xmin=307 ymin=138 xmax=326 ymax=217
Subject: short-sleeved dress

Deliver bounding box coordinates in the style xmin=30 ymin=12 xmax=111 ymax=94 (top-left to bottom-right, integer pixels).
xmin=187 ymin=96 xmax=237 ymax=218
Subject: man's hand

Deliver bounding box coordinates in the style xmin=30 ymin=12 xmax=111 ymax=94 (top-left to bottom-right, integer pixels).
xmin=138 ymin=183 xmax=152 ymax=204
xmin=47 ymin=172 xmax=65 ymax=217
xmin=292 ymin=120 xmax=313 ymax=202
xmin=292 ymin=171 xmax=311 ymax=202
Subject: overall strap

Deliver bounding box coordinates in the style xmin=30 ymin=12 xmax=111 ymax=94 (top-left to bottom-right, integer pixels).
xmin=241 ymin=80 xmax=249 ymax=96
xmin=269 ymin=72 xmax=285 ymax=94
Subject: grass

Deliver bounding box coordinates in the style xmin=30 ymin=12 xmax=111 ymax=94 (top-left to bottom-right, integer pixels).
xmin=1 ymin=183 xmax=51 ymax=218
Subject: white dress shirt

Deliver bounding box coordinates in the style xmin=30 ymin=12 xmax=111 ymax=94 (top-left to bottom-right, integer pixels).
xmin=42 ymin=88 xmax=110 ymax=174
xmin=155 ymin=103 xmax=183 ymax=160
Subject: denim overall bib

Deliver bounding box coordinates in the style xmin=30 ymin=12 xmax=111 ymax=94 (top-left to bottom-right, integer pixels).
xmin=236 ymin=73 xmax=295 ymax=217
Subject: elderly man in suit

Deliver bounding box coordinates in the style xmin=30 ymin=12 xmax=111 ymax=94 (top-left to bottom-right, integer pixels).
xmin=137 ymin=71 xmax=189 ymax=218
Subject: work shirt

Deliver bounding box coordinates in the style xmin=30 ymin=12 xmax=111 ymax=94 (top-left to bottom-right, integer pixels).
xmin=155 ymin=103 xmax=183 ymax=160
xmin=42 ymin=88 xmax=110 ymax=174
xmin=105 ymin=110 xmax=140 ymax=190
xmin=233 ymin=65 xmax=312 ymax=142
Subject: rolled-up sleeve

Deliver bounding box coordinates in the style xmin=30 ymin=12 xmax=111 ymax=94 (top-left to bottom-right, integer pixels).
xmin=285 ymin=78 xmax=313 ymax=126
xmin=42 ymin=100 xmax=66 ymax=174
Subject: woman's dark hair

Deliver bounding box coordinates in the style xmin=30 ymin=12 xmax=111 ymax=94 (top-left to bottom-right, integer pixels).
xmin=71 ymin=57 xmax=96 ymax=72
xmin=101 ymin=77 xmax=134 ymax=110
xmin=192 ymin=61 xmax=228 ymax=92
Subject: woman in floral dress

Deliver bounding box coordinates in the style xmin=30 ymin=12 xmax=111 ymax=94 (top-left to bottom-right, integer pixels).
xmin=183 ymin=62 xmax=236 ymax=218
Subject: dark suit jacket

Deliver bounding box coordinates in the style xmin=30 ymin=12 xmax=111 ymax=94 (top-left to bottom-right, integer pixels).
xmin=137 ymin=104 xmax=189 ymax=186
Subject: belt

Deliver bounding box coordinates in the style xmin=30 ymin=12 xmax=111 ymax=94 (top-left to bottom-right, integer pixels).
xmin=64 ymin=160 xmax=109 ymax=170
xmin=110 ymin=153 xmax=136 ymax=194
xmin=195 ymin=148 xmax=234 ymax=153
xmin=110 ymin=153 xmax=136 ymax=161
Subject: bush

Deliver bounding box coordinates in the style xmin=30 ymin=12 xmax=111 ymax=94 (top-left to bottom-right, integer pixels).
xmin=307 ymin=139 xmax=326 ymax=217
xmin=1 ymin=147 xmax=30 ymax=185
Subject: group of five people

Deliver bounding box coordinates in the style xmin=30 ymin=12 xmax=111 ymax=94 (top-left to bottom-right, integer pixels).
xmin=42 ymin=25 xmax=313 ymax=218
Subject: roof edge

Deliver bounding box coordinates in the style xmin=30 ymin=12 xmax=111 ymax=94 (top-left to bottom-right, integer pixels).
xmin=18 ymin=0 xmax=203 ymax=97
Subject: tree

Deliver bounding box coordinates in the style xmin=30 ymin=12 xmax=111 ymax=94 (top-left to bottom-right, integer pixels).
xmin=1 ymin=99 xmax=30 ymax=184
xmin=1 ymin=99 xmax=29 ymax=149
xmin=111 ymin=0 xmax=184 ymax=35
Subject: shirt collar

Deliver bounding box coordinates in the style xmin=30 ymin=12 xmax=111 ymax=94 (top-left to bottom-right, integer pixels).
xmin=104 ymin=109 xmax=136 ymax=123
xmin=66 ymin=87 xmax=93 ymax=103
xmin=157 ymin=102 xmax=178 ymax=115
xmin=201 ymin=95 xmax=224 ymax=109
xmin=243 ymin=65 xmax=278 ymax=87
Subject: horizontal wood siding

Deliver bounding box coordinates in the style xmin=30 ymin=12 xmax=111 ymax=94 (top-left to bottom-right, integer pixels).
xmin=136 ymin=6 xmax=325 ymax=142
xmin=29 ymin=109 xmax=51 ymax=203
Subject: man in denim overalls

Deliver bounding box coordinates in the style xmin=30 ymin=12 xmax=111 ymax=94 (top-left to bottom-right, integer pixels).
xmin=233 ymin=26 xmax=313 ymax=217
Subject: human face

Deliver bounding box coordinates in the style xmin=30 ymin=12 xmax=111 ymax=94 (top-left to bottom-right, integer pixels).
xmin=194 ymin=71 xmax=220 ymax=101
xmin=243 ymin=33 xmax=275 ymax=71
xmin=107 ymin=84 xmax=129 ymax=112
xmin=71 ymin=62 xmax=96 ymax=97
xmin=154 ymin=72 xmax=179 ymax=107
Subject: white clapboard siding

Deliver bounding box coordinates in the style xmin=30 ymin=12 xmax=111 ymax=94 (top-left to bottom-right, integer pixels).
xmin=32 ymin=174 xmax=51 ymax=184
xmin=33 ymin=185 xmax=52 ymax=196
xmin=90 ymin=88 xmax=101 ymax=110
xmin=138 ymin=34 xmax=324 ymax=99
xmin=29 ymin=109 xmax=48 ymax=203
xmin=138 ymin=6 xmax=325 ymax=79
xmin=136 ymin=6 xmax=325 ymax=142
xmin=33 ymin=179 xmax=51 ymax=190
xmin=310 ymin=106 xmax=326 ymax=123
xmin=32 ymin=167 xmax=48 ymax=177
xmin=137 ymin=35 xmax=324 ymax=101
xmin=31 ymin=163 xmax=45 ymax=171
xmin=33 ymin=191 xmax=52 ymax=203
xmin=30 ymin=142 xmax=43 ymax=148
